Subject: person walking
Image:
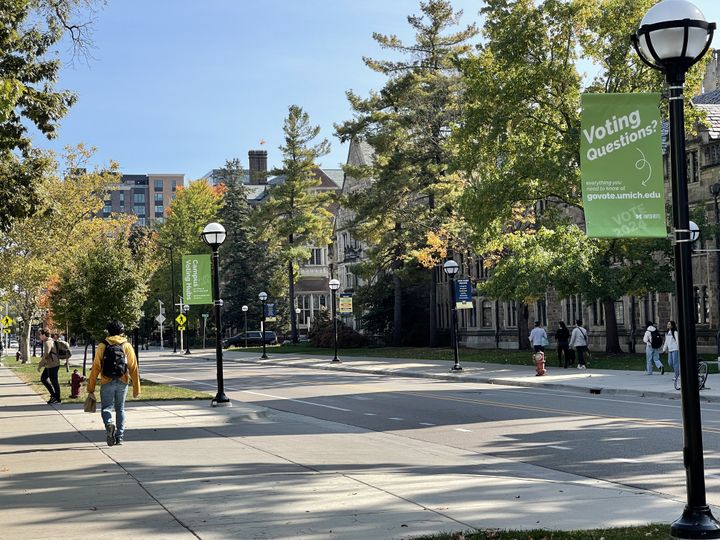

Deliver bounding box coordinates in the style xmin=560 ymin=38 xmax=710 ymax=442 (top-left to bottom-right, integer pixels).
xmin=662 ymin=320 xmax=679 ymax=382
xmin=36 ymin=329 xmax=61 ymax=404
xmin=569 ymin=319 xmax=589 ymax=369
xmin=529 ymin=320 xmax=548 ymax=353
xmin=643 ymin=320 xmax=665 ymax=375
xmin=86 ymin=320 xmax=140 ymax=446
xmin=555 ymin=321 xmax=571 ymax=368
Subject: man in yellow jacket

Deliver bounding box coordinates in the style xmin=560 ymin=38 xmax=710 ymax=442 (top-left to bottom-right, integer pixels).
xmin=87 ymin=320 xmax=141 ymax=446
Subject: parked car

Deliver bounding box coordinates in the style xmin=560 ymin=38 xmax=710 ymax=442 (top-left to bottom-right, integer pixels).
xmin=223 ymin=331 xmax=278 ymax=348
xmin=8 ymin=339 xmax=18 ymax=348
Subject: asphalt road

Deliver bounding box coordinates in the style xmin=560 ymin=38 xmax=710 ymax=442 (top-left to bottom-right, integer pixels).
xmin=139 ymin=353 xmax=720 ymax=507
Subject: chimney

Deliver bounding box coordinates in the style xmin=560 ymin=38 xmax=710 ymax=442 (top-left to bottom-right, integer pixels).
xmin=248 ymin=150 xmax=268 ymax=185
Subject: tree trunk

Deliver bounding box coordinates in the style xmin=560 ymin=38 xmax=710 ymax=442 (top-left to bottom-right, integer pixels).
xmin=392 ymin=272 xmax=402 ymax=347
xmin=429 ymin=267 xmax=438 ymax=347
xmin=603 ymin=298 xmax=623 ymax=353
xmin=288 ymin=259 xmax=297 ymax=343
xmin=518 ymin=303 xmax=530 ymax=350
xmin=19 ymin=311 xmax=31 ymax=363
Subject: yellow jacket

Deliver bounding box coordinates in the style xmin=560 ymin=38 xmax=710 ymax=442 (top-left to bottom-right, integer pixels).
xmin=86 ymin=335 xmax=141 ymax=397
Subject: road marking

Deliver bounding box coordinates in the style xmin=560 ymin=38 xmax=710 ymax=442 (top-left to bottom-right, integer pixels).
xmin=352 ymin=396 xmax=373 ymax=401
xmin=548 ymin=445 xmax=572 ymax=450
xmin=455 ymin=428 xmax=472 ymax=432
xmin=388 ymin=417 xmax=404 ymax=421
xmin=363 ymin=413 xmax=377 ymax=416
xmin=242 ymin=390 xmax=352 ymax=412
xmin=419 ymin=422 xmax=436 ymax=426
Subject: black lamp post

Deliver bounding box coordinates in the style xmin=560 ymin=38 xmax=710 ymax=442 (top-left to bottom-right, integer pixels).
xmin=201 ymin=222 xmax=230 ymax=407
xmin=183 ymin=304 xmax=191 ymax=355
xmin=329 ymin=279 xmax=340 ymax=362
xmin=259 ymin=291 xmax=268 ymax=359
xmin=711 ymin=183 xmax=720 ymax=358
xmin=632 ymin=3 xmax=718 ymax=537
xmin=443 ymin=260 xmax=462 ymax=372
xmin=295 ymin=307 xmax=301 ymax=340
xmin=242 ymin=305 xmax=248 ymax=348
xmin=166 ymin=246 xmax=178 ymax=353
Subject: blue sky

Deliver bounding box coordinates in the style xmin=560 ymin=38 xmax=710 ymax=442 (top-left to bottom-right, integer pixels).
xmin=39 ymin=0 xmax=720 ymax=180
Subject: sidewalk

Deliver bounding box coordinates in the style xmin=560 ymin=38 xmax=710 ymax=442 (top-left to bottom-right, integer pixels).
xmin=0 ymin=356 xmax=694 ymax=540
xmin=218 ymin=347 xmax=720 ymax=403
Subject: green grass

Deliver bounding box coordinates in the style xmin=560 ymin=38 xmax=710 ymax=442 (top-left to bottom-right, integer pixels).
xmin=2 ymin=355 xmax=212 ymax=402
xmin=414 ymin=524 xmax=670 ymax=539
xmin=231 ymin=342 xmax=720 ymax=373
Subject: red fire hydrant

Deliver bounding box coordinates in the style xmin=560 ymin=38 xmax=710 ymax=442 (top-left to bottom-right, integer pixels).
xmin=533 ymin=351 xmax=547 ymax=376
xmin=70 ymin=369 xmax=85 ymax=398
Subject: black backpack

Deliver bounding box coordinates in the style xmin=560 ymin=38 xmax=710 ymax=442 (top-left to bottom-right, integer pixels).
xmin=650 ymin=328 xmax=663 ymax=349
xmin=55 ymin=340 xmax=72 ymax=360
xmin=101 ymin=340 xmax=128 ymax=378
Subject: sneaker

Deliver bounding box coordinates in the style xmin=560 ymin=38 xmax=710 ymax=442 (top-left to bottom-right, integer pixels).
xmin=47 ymin=397 xmax=57 ymax=404
xmin=578 ymin=365 xmax=586 ymax=369
xmin=115 ymin=438 xmax=123 ymax=446
xmin=661 ymin=366 xmax=665 ymax=375
xmin=106 ymin=424 xmax=116 ymax=447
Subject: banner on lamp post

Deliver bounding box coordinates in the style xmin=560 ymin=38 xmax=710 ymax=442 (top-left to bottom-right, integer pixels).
xmin=182 ymin=254 xmax=212 ymax=305
xmin=580 ymin=93 xmax=666 ymax=238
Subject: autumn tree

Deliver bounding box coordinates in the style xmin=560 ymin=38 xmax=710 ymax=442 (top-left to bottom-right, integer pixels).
xmin=254 ymin=105 xmax=334 ymax=343
xmin=336 ymin=0 xmax=477 ymax=346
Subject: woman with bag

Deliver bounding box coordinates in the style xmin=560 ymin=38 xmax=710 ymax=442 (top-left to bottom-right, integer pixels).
xmin=662 ymin=320 xmax=680 ymax=382
xmin=529 ymin=321 xmax=548 ymax=353
xmin=569 ymin=319 xmax=589 ymax=370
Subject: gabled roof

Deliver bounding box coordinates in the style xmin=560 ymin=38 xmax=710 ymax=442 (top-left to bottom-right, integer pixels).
xmin=693 ymin=88 xmax=720 ymax=104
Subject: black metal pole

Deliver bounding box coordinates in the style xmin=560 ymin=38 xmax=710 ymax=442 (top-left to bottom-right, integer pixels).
xmin=244 ymin=311 xmax=248 ymax=349
xmin=667 ymin=68 xmax=720 ymax=539
xmin=261 ymin=300 xmax=268 ymax=359
xmin=332 ymin=289 xmax=339 ymax=362
xmin=170 ymin=248 xmax=178 ymax=353
xmin=714 ymin=192 xmax=720 ymax=359
xmin=210 ymin=247 xmax=229 ymax=406
xmin=449 ymin=275 xmax=461 ymax=371
xmin=185 ymin=308 xmax=191 ymax=355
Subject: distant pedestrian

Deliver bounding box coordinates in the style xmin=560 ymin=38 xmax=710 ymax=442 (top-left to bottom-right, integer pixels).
xmin=569 ymin=319 xmax=589 ymax=369
xmin=555 ymin=321 xmax=571 ymax=368
xmin=662 ymin=320 xmax=679 ymax=381
xmin=36 ymin=329 xmax=61 ymax=404
xmin=643 ymin=321 xmax=665 ymax=375
xmin=86 ymin=320 xmax=141 ymax=446
xmin=529 ymin=321 xmax=548 ymax=353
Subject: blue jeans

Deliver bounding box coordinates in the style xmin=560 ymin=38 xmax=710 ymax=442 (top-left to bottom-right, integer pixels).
xmin=646 ymin=346 xmax=663 ymax=374
xmin=100 ymin=379 xmax=128 ymax=440
xmin=668 ymin=350 xmax=680 ymax=379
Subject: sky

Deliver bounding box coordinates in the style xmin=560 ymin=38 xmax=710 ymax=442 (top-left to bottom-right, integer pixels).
xmin=37 ymin=0 xmax=720 ymax=180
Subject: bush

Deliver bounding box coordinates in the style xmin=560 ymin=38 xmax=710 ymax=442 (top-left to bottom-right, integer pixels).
xmin=310 ymin=312 xmax=367 ymax=348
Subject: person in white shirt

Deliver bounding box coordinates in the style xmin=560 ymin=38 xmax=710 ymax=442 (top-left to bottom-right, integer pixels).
xmin=661 ymin=320 xmax=679 ymax=381
xmin=528 ymin=321 xmax=548 ymax=353
xmin=642 ymin=320 xmax=665 ymax=375
xmin=568 ymin=319 xmax=589 ymax=369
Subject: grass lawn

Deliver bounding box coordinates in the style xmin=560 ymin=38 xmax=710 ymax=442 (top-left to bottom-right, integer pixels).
xmin=2 ymin=355 xmax=212 ymax=403
xmin=414 ymin=524 xmax=670 ymax=539
xmin=230 ymin=342 xmax=720 ymax=373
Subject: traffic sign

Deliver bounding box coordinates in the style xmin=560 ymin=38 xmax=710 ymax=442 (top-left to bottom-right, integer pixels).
xmin=175 ymin=314 xmax=186 ymax=325
xmin=2 ymin=329 xmax=9 ymax=334
xmin=1 ymin=315 xmax=13 ymax=327
xmin=339 ymin=293 xmax=353 ymax=314
xmin=178 ymin=325 xmax=186 ymax=331
xmin=155 ymin=314 xmax=166 ymax=325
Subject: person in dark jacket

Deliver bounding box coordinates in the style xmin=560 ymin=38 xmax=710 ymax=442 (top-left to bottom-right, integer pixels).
xmin=555 ymin=321 xmax=571 ymax=368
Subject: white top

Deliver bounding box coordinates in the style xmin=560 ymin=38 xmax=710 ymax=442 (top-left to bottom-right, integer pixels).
xmin=643 ymin=326 xmax=660 ymax=350
xmin=662 ymin=330 xmax=679 ymax=353
xmin=569 ymin=326 xmax=588 ymax=348
xmin=529 ymin=327 xmax=547 ymax=346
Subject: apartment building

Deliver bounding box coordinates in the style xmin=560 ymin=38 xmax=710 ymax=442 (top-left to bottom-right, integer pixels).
xmin=103 ymin=173 xmax=183 ymax=226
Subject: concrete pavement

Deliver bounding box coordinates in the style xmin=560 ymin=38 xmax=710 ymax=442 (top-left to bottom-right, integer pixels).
xmin=0 ymin=349 xmax=714 ymax=539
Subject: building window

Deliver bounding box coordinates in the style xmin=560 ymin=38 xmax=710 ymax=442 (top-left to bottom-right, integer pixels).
xmin=702 ymin=286 xmax=709 ymax=323
xmin=119 ymin=193 xmax=125 ymax=204
xmin=592 ymin=300 xmax=605 ymax=326
xmin=154 ymin=205 xmax=163 ymax=215
xmin=172 ymin=181 xmax=177 ymax=192
xmin=154 ymin=179 xmax=163 ymax=191
xmin=565 ymin=295 xmax=582 ymax=325
xmin=505 ymin=301 xmax=517 ymax=327
xmin=137 ymin=217 xmax=146 ymax=226
xmin=705 ymin=143 xmax=720 ymax=167
xmin=481 ymin=301 xmax=493 ymax=327
xmin=615 ymin=300 xmax=625 ymax=326
xmin=133 ymin=205 xmax=146 ymax=216
xmin=154 ymin=193 xmax=163 ymax=202
xmin=133 ymin=193 xmax=145 ymax=203
xmin=536 ymin=298 xmax=547 ymax=327
xmin=687 ymin=150 xmax=699 ymax=183
xmin=468 ymin=300 xmax=478 ymax=327
xmin=156 ymin=217 xmax=164 ymax=224
xmin=695 ymin=287 xmax=701 ymax=323
xmin=307 ymin=248 xmax=322 ymax=266
xmin=103 ymin=203 xmax=111 ymax=214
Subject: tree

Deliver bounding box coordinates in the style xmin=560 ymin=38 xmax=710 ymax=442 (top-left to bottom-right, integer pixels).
xmin=254 ymin=105 xmax=334 ymax=343
xmin=454 ymin=0 xmax=704 ymax=352
xmin=336 ymin=0 xmax=477 ymax=346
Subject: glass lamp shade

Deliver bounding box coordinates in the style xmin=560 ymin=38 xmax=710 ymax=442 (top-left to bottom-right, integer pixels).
xmin=634 ymin=0 xmax=714 ymax=68
xmin=329 ymin=279 xmax=341 ymax=291
xmin=201 ymin=222 xmax=227 ymax=247
xmin=443 ymin=260 xmax=459 ymax=276
xmin=258 ymin=291 xmax=268 ymax=301
xmin=242 ymin=305 xmax=248 ymax=312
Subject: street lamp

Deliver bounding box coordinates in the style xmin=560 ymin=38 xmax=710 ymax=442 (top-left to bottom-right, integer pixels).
xmin=242 ymin=305 xmax=248 ymax=348
xmin=632 ymin=3 xmax=719 ymax=537
xmin=200 ymin=222 xmax=230 ymax=407
xmin=295 ymin=307 xmax=301 ymax=341
xmin=711 ymin=183 xmax=720 ymax=358
xmin=329 ymin=279 xmax=340 ymax=362
xmin=183 ymin=304 xmax=191 ymax=355
xmin=443 ymin=260 xmax=462 ymax=372
xmin=259 ymin=291 xmax=268 ymax=359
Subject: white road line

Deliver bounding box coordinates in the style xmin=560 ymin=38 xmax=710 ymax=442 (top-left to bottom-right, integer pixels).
xmin=388 ymin=417 xmax=404 ymax=421
xmin=363 ymin=413 xmax=377 ymax=416
xmin=548 ymin=445 xmax=572 ymax=450
xmin=419 ymin=422 xmax=436 ymax=426
xmin=455 ymin=428 xmax=472 ymax=432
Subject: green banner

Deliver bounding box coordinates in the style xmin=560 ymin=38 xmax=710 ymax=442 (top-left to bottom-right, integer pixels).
xmin=182 ymin=254 xmax=212 ymax=305
xmin=580 ymin=93 xmax=666 ymax=237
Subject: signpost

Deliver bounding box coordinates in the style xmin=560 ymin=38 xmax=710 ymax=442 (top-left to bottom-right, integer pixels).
xmin=202 ymin=313 xmax=209 ymax=349
xmin=176 ymin=312 xmax=187 ymax=351
xmin=157 ymin=300 xmax=165 ymax=350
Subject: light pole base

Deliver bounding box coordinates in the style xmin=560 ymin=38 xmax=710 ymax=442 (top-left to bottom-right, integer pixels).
xmin=331 ymin=358 xmax=341 ymax=363
xmin=260 ymin=354 xmax=268 ymax=359
xmin=450 ymin=364 xmax=463 ymax=372
xmin=185 ymin=351 xmax=191 ymax=355
xmin=211 ymin=394 xmax=232 ymax=408
xmin=671 ymin=506 xmax=720 ymax=539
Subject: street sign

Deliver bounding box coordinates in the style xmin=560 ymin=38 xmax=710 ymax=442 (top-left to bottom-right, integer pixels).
xmin=1 ymin=315 xmax=13 ymax=327
xmin=155 ymin=314 xmax=166 ymax=325
xmin=175 ymin=314 xmax=186 ymax=325
xmin=2 ymin=329 xmax=9 ymax=334
xmin=454 ymin=279 xmax=473 ymax=309
xmin=264 ymin=303 xmax=277 ymax=321
xmin=339 ymin=293 xmax=353 ymax=314
xmin=178 ymin=325 xmax=186 ymax=331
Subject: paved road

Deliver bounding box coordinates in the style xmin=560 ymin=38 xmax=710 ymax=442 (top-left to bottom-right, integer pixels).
xmin=138 ymin=352 xmax=720 ymax=507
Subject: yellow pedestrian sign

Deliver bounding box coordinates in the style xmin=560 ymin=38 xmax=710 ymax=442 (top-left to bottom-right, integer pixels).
xmin=178 ymin=325 xmax=186 ymax=331
xmin=2 ymin=329 xmax=9 ymax=334
xmin=1 ymin=315 xmax=13 ymax=327
xmin=175 ymin=314 xmax=186 ymax=326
